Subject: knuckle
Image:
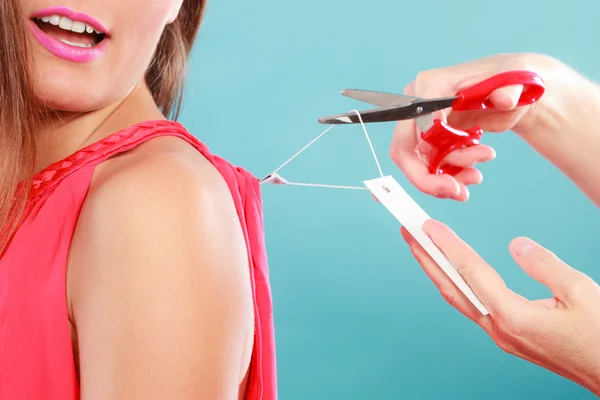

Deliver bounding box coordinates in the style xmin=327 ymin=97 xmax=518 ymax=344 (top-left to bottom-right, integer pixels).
xmin=504 ymin=54 xmax=529 ymax=71
xmin=402 ymin=81 xmax=415 ymax=96
xmin=495 ymin=337 xmax=516 ymax=355
xmin=414 ymin=69 xmax=437 ymax=93
xmin=453 ymin=260 xmax=481 ymax=285
xmin=454 ymin=260 xmax=472 ymax=279
xmin=494 ymin=312 xmax=526 ymax=339
xmin=414 ymin=69 xmax=431 ymax=82
xmin=490 ymin=321 xmax=517 ymax=354
xmin=389 ymin=145 xmax=403 ymax=166
xmin=568 ymin=274 xmax=595 ymax=300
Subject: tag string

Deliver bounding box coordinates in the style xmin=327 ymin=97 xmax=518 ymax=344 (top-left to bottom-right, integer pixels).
xmin=270 ymin=124 xmax=335 ymax=176
xmin=262 ymin=109 xmax=383 ymax=190
xmin=283 ymin=182 xmax=368 ymax=191
xmin=351 ymin=109 xmax=384 ymax=178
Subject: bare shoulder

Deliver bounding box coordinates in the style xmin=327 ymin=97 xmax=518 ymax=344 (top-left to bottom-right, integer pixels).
xmin=77 ymin=135 xmax=246 ymax=278
xmin=92 ymin=135 xmax=226 ymax=205
xmin=67 ymin=134 xmax=254 ymax=399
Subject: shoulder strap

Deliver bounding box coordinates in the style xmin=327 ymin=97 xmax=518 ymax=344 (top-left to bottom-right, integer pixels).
xmin=29 ymin=120 xmax=209 ymax=202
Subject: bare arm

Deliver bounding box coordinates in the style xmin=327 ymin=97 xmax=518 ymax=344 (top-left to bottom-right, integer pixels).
xmin=516 ymin=55 xmax=600 ymax=207
xmin=67 ymin=142 xmax=254 ymax=399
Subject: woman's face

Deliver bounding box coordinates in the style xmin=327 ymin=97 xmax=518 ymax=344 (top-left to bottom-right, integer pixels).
xmin=21 ymin=0 xmax=183 ymax=112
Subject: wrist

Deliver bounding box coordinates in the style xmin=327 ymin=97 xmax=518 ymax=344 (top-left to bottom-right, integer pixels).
xmin=514 ymin=55 xmax=600 ymax=141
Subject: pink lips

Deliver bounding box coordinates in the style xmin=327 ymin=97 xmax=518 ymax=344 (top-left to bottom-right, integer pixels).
xmin=28 ymin=6 xmax=110 ymax=63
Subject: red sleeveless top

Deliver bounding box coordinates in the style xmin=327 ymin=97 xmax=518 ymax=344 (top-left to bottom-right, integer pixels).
xmin=0 ymin=120 xmax=277 ymax=399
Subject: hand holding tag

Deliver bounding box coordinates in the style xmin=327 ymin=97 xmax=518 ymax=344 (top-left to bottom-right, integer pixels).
xmin=364 ymin=175 xmax=488 ymax=315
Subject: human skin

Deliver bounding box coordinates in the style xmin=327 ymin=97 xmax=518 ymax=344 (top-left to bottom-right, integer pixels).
xmin=21 ymin=0 xmax=254 ymax=398
xmin=390 ymin=53 xmax=600 ymax=205
xmin=392 ymin=53 xmax=600 ymax=396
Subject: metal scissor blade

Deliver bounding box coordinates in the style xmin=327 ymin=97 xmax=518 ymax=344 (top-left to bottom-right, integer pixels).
xmin=317 ymin=106 xmax=398 ymax=124
xmin=318 ymin=96 xmax=457 ymax=125
xmin=340 ymin=89 xmax=419 ymax=107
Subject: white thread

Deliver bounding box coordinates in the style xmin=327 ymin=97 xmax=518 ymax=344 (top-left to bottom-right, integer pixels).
xmin=350 ymin=109 xmax=384 ymax=178
xmin=284 ymin=181 xmax=368 ymax=191
xmin=271 ymin=125 xmax=335 ymax=175
xmin=264 ymin=109 xmax=383 ymax=191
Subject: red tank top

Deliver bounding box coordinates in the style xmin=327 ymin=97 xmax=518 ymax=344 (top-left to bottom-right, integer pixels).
xmin=0 ymin=120 xmax=277 ymax=399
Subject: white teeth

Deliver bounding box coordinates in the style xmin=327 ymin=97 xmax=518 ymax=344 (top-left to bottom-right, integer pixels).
xmin=71 ymin=21 xmax=86 ymax=33
xmin=35 ymin=15 xmax=104 ymax=36
xmin=59 ymin=38 xmax=92 ymax=48
xmin=58 ymin=16 xmax=73 ymax=30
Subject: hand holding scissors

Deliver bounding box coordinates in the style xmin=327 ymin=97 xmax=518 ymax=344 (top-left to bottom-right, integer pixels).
xmin=319 ymin=68 xmax=546 ymax=200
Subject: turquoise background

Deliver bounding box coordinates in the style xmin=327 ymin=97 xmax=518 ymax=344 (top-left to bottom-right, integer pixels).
xmin=180 ymin=1 xmax=599 ymax=398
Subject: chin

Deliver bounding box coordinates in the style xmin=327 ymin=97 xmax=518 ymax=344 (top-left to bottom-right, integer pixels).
xmin=33 ymin=66 xmax=119 ymax=113
xmin=41 ymin=94 xmax=104 ymax=113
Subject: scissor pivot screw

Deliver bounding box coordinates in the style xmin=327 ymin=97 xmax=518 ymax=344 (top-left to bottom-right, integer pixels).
xmin=416 ymin=106 xmax=423 ymax=114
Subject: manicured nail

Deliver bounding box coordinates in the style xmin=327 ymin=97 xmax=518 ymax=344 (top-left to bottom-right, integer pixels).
xmin=513 ymin=238 xmax=534 ymax=256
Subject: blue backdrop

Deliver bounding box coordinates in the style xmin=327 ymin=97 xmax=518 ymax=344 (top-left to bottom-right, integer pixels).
xmin=180 ymin=0 xmax=600 ymax=398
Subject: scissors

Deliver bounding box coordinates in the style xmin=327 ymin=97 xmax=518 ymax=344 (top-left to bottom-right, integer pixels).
xmin=317 ymin=70 xmax=546 ymax=175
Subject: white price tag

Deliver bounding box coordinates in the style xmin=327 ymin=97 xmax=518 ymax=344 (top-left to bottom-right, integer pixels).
xmin=364 ymin=175 xmax=488 ymax=315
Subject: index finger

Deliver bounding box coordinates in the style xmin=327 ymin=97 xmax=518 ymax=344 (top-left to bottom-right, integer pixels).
xmin=422 ymin=219 xmax=523 ymax=315
xmin=390 ymin=119 xmax=465 ymax=200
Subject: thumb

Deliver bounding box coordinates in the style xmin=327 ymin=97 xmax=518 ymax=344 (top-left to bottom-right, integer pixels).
xmin=510 ymin=237 xmax=589 ymax=303
xmin=489 ymin=84 xmax=523 ymax=111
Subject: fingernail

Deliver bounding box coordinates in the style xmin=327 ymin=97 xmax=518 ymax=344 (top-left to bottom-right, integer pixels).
xmin=400 ymin=227 xmax=413 ymax=244
xmin=513 ymin=238 xmax=533 ymax=256
xmin=434 ymin=188 xmax=450 ymax=198
xmin=421 ymin=219 xmax=435 ymax=236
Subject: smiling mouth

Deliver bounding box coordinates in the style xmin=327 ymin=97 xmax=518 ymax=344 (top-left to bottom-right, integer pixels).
xmin=32 ymin=15 xmax=107 ymax=48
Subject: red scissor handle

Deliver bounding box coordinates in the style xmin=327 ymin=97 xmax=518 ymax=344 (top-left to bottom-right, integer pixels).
xmin=421 ymin=119 xmax=483 ymax=175
xmin=420 ymin=70 xmax=545 ymax=175
xmin=452 ymin=70 xmax=546 ymax=111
